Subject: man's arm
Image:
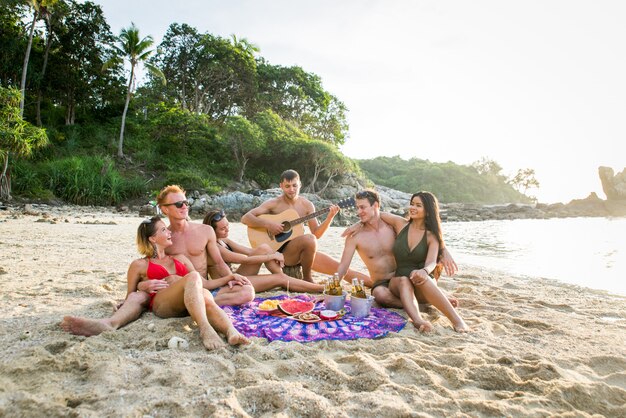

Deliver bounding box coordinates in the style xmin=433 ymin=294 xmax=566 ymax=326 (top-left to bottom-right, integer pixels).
xmin=336 ymin=235 xmax=358 ymax=280
xmin=308 ymin=203 xmax=339 ymax=239
xmin=439 ymin=247 xmax=458 ymax=276
xmin=241 ymin=199 xmax=285 ymax=236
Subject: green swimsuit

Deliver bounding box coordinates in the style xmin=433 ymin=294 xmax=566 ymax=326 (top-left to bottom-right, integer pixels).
xmin=371 ymin=223 xmax=429 ymax=290
xmin=393 ymin=223 xmax=428 ymax=277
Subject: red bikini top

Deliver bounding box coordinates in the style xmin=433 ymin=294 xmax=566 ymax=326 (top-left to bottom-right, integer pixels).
xmin=147 ymin=257 xmax=188 ymax=280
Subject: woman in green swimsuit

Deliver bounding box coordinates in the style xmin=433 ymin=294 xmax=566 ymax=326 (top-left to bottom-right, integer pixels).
xmin=380 ymin=192 xmax=469 ymax=332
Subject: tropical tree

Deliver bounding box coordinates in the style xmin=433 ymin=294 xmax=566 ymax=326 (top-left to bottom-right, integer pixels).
xmin=34 ymin=0 xmax=65 ymax=126
xmin=0 ymin=87 xmax=48 ymax=200
xmin=151 ymin=23 xmax=201 ymax=110
xmin=106 ymin=23 xmax=164 ymax=158
xmin=302 ymin=140 xmax=350 ymax=194
xmin=51 ymin=0 xmax=119 ymax=125
xmin=221 ymin=116 xmax=264 ymax=182
xmin=0 ymin=3 xmax=28 ymax=87
xmin=509 ymin=168 xmax=540 ymax=197
xmin=18 ymin=0 xmax=57 ymax=117
xmin=254 ymin=61 xmax=348 ymax=146
xmin=472 ymin=156 xmax=503 ymax=176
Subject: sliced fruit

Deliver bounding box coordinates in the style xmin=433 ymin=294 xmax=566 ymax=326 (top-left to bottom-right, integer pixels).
xmin=319 ymin=310 xmax=338 ymax=320
xmin=278 ymin=299 xmax=315 ymax=315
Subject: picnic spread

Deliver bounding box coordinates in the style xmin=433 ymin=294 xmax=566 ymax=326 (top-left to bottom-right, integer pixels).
xmin=223 ymin=294 xmax=407 ymax=343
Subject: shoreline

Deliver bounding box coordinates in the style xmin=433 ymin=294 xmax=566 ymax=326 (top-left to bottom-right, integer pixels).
xmin=1 ymin=206 xmax=625 ymax=416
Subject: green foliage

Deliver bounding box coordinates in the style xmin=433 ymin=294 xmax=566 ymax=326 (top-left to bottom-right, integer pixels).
xmin=1 ymin=10 xmax=538 ymax=206
xmin=508 ymin=168 xmax=540 ymax=198
xmin=220 ymin=116 xmax=264 ymax=181
xmin=38 ymin=155 xmax=145 ymax=205
xmin=358 ymin=156 xmax=531 ymax=204
xmin=255 ymin=61 xmax=348 ymax=146
xmin=150 ymin=25 xmax=257 ymax=120
xmin=161 ymin=168 xmax=221 ymax=194
xmin=0 ymin=86 xmax=49 ymax=159
xmin=107 ymin=22 xmax=163 ymax=157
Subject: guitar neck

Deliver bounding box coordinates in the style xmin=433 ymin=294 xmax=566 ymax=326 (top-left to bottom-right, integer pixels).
xmin=289 ymin=207 xmax=331 ymax=226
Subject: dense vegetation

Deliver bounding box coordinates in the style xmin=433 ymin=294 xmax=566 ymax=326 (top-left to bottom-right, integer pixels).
xmin=1 ymin=0 xmax=533 ymax=205
xmin=358 ymin=157 xmax=531 ymax=204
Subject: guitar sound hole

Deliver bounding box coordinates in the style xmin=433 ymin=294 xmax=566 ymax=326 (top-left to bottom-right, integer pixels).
xmin=282 ymin=222 xmax=292 ymax=232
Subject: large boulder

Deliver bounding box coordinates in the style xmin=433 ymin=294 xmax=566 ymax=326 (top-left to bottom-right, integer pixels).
xmin=565 ymin=192 xmax=609 ymax=216
xmin=599 ymin=166 xmax=626 ymax=200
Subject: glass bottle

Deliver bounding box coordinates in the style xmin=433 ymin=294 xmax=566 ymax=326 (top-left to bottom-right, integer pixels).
xmin=352 ymin=278 xmax=366 ymax=298
xmin=331 ymin=273 xmax=342 ymax=295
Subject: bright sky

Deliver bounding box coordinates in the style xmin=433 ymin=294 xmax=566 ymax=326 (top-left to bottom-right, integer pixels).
xmin=91 ymin=0 xmax=625 ymax=203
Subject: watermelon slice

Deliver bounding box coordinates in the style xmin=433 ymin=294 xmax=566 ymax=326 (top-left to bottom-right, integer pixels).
xmin=278 ymin=299 xmax=315 ymax=315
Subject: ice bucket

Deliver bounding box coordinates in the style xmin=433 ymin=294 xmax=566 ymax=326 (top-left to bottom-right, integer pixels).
xmin=350 ymin=295 xmax=374 ymax=318
xmin=323 ymin=291 xmax=347 ymax=311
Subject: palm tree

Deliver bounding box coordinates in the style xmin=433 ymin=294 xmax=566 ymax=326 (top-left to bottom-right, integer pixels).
xmin=230 ymin=34 xmax=260 ymax=56
xmin=107 ymin=23 xmax=164 ymax=158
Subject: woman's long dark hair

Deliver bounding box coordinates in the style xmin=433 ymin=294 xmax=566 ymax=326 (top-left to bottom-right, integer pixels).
xmin=410 ymin=191 xmax=444 ymax=279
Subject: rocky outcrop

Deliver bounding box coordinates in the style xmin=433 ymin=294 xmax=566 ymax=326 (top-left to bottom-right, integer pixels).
xmin=178 ymin=188 xmax=622 ymax=225
xmin=134 ymin=167 xmax=626 ymax=223
xmin=599 ymin=166 xmax=626 ymax=200
xmin=598 ymin=166 xmax=626 ymax=215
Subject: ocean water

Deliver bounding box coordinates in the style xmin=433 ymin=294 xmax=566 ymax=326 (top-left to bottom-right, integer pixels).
xmin=443 ymin=217 xmax=626 ymax=296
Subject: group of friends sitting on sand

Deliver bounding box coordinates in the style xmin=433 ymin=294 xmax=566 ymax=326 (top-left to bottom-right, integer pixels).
xmin=61 ymin=169 xmax=469 ymax=350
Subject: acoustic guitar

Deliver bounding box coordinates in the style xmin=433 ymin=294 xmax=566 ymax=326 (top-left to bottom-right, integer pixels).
xmin=247 ymin=197 xmax=356 ymax=251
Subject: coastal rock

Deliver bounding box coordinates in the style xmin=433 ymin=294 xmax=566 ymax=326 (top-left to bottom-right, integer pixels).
xmin=139 ymin=204 xmax=157 ymax=216
xmin=138 ymin=172 xmax=626 ymax=222
xmin=604 ymin=199 xmax=626 ymax=216
xmin=598 ymin=166 xmax=626 ymax=200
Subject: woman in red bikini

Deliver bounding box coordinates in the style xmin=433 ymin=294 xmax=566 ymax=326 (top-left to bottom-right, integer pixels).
xmin=128 ymin=216 xmax=249 ymax=349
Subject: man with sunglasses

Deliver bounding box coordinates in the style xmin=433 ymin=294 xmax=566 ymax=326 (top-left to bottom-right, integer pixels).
xmin=60 ymin=185 xmax=254 ymax=338
xmin=242 ymin=169 xmax=371 ymax=285
xmin=157 ymin=185 xmax=255 ymax=306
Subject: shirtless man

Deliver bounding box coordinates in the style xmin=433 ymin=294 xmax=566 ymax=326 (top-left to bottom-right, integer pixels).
xmin=336 ymin=189 xmax=467 ymax=332
xmin=159 ymin=185 xmax=255 ymax=306
xmin=60 ymin=185 xmax=254 ymax=337
xmin=241 ymin=169 xmax=372 ymax=286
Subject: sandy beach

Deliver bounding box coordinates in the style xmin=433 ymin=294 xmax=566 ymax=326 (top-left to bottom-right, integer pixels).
xmin=0 ymin=205 xmax=625 ymax=417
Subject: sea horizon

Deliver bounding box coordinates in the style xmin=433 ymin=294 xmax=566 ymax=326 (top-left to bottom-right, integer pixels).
xmin=443 ymin=216 xmax=626 ymax=297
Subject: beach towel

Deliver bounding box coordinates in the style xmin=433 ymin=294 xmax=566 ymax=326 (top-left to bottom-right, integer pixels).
xmin=223 ymin=294 xmax=407 ymax=343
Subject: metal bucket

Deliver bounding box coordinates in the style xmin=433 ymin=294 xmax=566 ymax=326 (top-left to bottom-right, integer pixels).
xmin=350 ymin=295 xmax=374 ymax=318
xmin=323 ymin=291 xmax=347 ymax=311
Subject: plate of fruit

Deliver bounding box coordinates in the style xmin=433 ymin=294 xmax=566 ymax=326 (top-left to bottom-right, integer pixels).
xmin=257 ymin=299 xmax=281 ymax=313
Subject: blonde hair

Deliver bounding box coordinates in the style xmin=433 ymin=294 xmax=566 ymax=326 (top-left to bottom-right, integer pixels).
xmin=136 ymin=216 xmax=162 ymax=257
xmin=157 ymin=184 xmax=185 ymax=207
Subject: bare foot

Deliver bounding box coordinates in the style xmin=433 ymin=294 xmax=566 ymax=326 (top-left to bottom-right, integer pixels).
xmin=453 ymin=319 xmax=470 ymax=333
xmin=200 ymin=328 xmax=227 ymax=350
xmin=413 ymin=319 xmax=434 ymax=333
xmin=226 ymin=328 xmax=250 ymax=346
xmin=60 ymin=316 xmax=113 ymax=337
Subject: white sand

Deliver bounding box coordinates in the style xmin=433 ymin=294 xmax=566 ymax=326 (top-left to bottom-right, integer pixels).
xmin=0 ymin=206 xmax=625 ymax=417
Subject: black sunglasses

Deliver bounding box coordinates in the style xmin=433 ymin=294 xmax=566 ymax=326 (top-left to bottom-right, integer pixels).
xmin=356 ymin=191 xmax=374 ymax=199
xmin=212 ymin=210 xmax=225 ymax=223
xmin=162 ymin=200 xmax=189 ymax=208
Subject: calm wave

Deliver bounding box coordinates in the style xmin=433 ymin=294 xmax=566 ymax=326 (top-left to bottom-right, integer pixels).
xmin=444 ymin=217 xmax=626 ymax=296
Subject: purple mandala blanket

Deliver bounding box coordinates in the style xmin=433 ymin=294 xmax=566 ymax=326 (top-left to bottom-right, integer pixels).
xmin=222 ymin=294 xmax=407 ymax=343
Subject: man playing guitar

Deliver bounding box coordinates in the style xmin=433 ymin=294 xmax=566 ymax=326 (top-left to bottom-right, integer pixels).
xmin=242 ymin=169 xmax=371 ymax=285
